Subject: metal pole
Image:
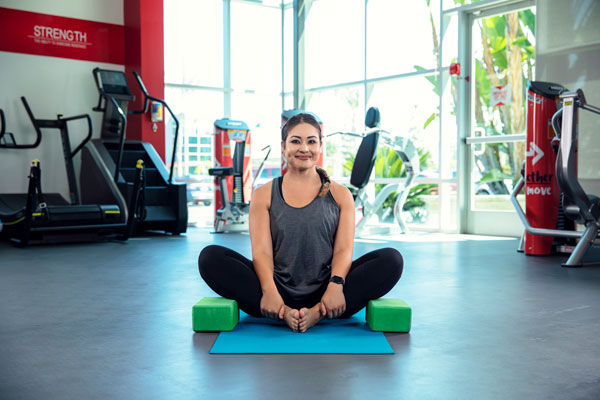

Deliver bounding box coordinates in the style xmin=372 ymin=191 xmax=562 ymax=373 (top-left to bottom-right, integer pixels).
xmin=224 ymin=0 xmax=231 ymax=118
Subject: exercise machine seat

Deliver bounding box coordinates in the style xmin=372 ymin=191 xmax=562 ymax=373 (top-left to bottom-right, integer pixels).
xmin=209 ymin=167 xmax=234 ymax=177
xmin=350 ymin=131 xmax=379 ymax=191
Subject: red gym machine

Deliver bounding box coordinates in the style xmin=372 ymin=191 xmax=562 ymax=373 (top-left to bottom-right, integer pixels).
xmin=209 ymin=118 xmax=271 ymax=233
xmin=512 ymin=81 xmax=600 ymax=266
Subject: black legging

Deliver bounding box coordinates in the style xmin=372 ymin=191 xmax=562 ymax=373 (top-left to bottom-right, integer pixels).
xmin=198 ymin=245 xmax=403 ymax=318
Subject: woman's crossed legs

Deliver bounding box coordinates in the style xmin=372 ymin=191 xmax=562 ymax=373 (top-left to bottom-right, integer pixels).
xmin=198 ymin=245 xmax=403 ymax=332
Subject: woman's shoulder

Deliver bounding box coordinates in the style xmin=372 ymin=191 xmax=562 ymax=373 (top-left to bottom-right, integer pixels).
xmin=252 ymin=179 xmax=275 ymax=208
xmin=328 ymin=180 xmax=354 ymax=208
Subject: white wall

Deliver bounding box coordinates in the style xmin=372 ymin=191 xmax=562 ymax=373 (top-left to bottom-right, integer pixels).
xmin=0 ymin=0 xmax=123 ymax=198
xmin=537 ymin=0 xmax=600 ymax=190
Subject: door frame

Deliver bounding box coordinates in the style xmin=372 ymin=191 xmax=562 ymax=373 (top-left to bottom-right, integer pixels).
xmin=455 ymin=0 xmax=535 ymax=235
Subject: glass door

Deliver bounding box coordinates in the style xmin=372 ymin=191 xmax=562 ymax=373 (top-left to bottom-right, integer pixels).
xmin=458 ymin=1 xmax=535 ymax=236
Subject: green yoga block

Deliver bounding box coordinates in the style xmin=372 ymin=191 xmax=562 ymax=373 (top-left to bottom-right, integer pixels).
xmin=192 ymin=297 xmax=239 ymax=332
xmin=366 ymin=298 xmax=411 ymax=332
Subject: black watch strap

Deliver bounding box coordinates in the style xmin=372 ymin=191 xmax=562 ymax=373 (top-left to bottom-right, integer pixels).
xmin=329 ymin=275 xmax=345 ymax=285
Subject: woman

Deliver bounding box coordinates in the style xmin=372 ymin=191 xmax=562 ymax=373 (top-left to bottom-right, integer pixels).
xmin=198 ymin=113 xmax=403 ymax=333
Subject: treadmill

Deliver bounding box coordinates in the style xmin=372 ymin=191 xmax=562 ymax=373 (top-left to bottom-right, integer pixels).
xmin=88 ymin=68 xmax=187 ymax=235
xmin=0 ymin=98 xmax=128 ymax=246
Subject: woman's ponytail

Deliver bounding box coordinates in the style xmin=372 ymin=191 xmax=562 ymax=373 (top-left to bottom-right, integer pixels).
xmin=316 ymin=166 xmax=331 ymax=197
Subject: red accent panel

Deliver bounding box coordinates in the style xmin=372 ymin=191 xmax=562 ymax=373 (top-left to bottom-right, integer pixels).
xmin=0 ymin=7 xmax=124 ymax=64
xmin=124 ymin=0 xmax=165 ymax=160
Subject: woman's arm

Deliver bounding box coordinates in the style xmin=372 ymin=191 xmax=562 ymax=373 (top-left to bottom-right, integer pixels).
xmin=330 ymin=181 xmax=355 ymax=279
xmin=320 ymin=181 xmax=355 ymax=318
xmin=249 ymin=182 xmax=285 ymax=319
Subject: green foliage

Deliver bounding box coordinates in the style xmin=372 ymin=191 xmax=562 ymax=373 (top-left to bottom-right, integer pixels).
xmin=414 ymin=65 xmax=439 ymax=95
xmin=423 ymin=112 xmax=437 ymax=129
xmin=342 ymin=151 xmax=355 ymax=176
xmin=475 ymin=59 xmax=492 ymax=105
xmin=518 ymin=9 xmax=535 ymax=35
xmin=478 ymin=168 xmax=512 ymax=184
xmin=484 ymin=15 xmax=506 ymax=39
xmin=404 ymin=184 xmax=437 ymax=209
xmin=345 ymin=146 xmax=436 ymax=216
xmin=512 ymin=36 xmax=534 ymax=59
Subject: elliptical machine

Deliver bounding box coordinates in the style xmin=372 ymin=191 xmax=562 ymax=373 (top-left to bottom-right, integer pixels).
xmin=328 ymin=107 xmax=419 ymax=234
xmin=511 ymin=83 xmax=600 ymax=267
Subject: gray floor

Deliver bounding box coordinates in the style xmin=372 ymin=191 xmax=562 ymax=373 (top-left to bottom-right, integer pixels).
xmin=1 ymin=228 xmax=600 ymax=400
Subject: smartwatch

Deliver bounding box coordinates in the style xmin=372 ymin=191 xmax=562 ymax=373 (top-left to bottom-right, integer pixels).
xmin=329 ymin=275 xmax=345 ymax=285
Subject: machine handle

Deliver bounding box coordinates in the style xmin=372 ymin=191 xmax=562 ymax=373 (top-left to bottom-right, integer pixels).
xmin=108 ymin=95 xmax=128 ymax=183
xmin=62 ymin=113 xmax=93 ymax=158
xmin=128 ymin=71 xmax=151 ymax=115
xmin=0 ymin=109 xmax=5 ymax=139
xmin=252 ymin=145 xmax=272 ymax=190
xmin=153 ymin=98 xmax=180 ymax=183
xmin=5 ymin=97 xmax=44 ymax=149
xmin=91 ymin=67 xmax=106 ymax=112
xmin=326 ymin=131 xmax=365 ymax=138
xmin=129 ymin=71 xmax=180 ymax=183
xmin=133 ymin=71 xmax=150 ymax=97
xmin=552 ymin=108 xmax=563 ymax=139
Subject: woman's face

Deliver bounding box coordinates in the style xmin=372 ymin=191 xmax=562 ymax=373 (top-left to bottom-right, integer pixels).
xmin=282 ymin=122 xmax=322 ymax=171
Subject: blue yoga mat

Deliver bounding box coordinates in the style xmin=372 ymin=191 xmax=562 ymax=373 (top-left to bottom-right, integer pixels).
xmin=210 ymin=309 xmax=394 ymax=354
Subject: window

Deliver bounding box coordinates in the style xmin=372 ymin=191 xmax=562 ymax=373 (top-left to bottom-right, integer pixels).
xmin=304 ymin=0 xmax=364 ymax=88
xmin=164 ymin=0 xmax=462 ymax=232
xmin=231 ymin=92 xmax=281 ymax=160
xmin=231 ymin=2 xmax=281 ymax=92
xmin=164 ymin=0 xmax=223 ymax=87
xmin=366 ymin=0 xmax=439 ymax=78
xmin=368 ymin=74 xmax=440 ymax=176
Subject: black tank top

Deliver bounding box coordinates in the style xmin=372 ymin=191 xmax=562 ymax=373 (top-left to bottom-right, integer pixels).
xmin=269 ymin=176 xmax=340 ymax=300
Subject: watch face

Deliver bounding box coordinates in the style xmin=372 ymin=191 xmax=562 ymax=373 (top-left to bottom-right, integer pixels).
xmin=330 ymin=276 xmax=344 ymax=285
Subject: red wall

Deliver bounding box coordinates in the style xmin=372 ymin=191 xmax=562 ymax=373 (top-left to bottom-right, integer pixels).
xmin=124 ymin=0 xmax=165 ymax=160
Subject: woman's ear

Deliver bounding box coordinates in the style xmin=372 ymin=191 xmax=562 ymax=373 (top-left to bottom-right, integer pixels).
xmin=281 ymin=140 xmax=285 ymax=153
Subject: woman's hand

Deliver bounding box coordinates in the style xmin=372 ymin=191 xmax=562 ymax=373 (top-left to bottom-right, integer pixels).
xmin=260 ymin=288 xmax=285 ymax=320
xmin=320 ymin=283 xmax=346 ymax=318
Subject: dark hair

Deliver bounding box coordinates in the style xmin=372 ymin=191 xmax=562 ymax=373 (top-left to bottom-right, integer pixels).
xmin=281 ymin=112 xmax=321 ymax=142
xmin=281 ymin=112 xmax=330 ymax=197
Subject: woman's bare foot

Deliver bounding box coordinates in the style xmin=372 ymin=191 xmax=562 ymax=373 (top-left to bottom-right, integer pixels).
xmin=283 ymin=306 xmax=300 ymax=332
xmin=298 ymin=303 xmax=324 ymax=333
